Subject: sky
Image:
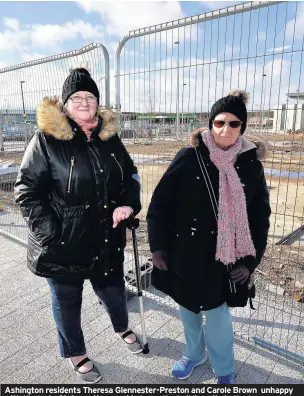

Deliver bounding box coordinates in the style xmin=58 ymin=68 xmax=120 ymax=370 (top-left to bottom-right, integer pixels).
xmin=0 ymin=1 xmax=303 ymax=114
xmin=0 ymin=1 xmax=241 ymax=67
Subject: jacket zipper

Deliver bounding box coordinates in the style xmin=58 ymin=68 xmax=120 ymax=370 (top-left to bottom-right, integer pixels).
xmin=67 ymin=156 xmax=75 ymax=194
xmin=111 ymin=153 xmax=123 ymax=183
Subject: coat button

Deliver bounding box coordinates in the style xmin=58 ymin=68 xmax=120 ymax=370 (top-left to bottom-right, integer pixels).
xmin=100 ymin=169 xmax=104 ymax=173
xmin=191 ymin=232 xmax=195 ymax=236
xmin=200 ymin=306 xmax=203 ymax=309
xmin=74 ymin=128 xmax=77 ymax=131
xmin=105 ymin=239 xmax=108 ymax=243
xmin=95 ymin=256 xmax=99 ymax=260
xmin=211 ymin=231 xmax=214 ymax=234
xmin=241 ymin=183 xmax=245 ymax=187
xmin=236 ymin=166 xmax=239 ymax=169
xmin=118 ymin=247 xmax=121 ymax=251
xmin=196 ymin=176 xmax=200 ymax=179
xmin=111 ymin=269 xmax=113 ymax=271
xmin=105 ymin=272 xmax=108 ymax=276
xmin=193 ymin=218 xmax=197 ymax=221
xmin=176 ymin=234 xmax=179 ymax=237
xmin=104 ymin=205 xmax=107 ymax=209
xmin=61 ymin=241 xmax=65 ymax=245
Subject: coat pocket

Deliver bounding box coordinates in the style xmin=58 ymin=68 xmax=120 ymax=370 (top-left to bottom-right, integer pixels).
xmin=60 ymin=205 xmax=93 ymax=248
xmin=42 ymin=205 xmax=95 ymax=269
xmin=167 ymin=226 xmax=216 ymax=276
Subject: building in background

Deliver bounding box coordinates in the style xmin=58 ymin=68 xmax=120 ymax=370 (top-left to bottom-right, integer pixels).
xmin=0 ymin=109 xmax=36 ymax=124
xmin=2 ymin=101 xmax=304 ymax=138
xmin=273 ymin=92 xmax=304 ymax=133
xmin=0 ymin=109 xmax=35 ymax=141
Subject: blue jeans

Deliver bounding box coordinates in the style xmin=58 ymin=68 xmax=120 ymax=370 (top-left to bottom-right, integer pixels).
xmin=47 ymin=277 xmax=128 ymax=358
xmin=179 ymin=303 xmax=235 ymax=377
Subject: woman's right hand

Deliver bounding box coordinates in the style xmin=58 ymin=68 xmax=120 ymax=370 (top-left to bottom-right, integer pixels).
xmin=152 ymin=250 xmax=168 ymax=271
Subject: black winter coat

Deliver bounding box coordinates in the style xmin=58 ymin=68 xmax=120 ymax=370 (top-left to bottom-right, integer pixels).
xmin=15 ymin=97 xmax=141 ymax=280
xmin=147 ymin=132 xmax=271 ymax=313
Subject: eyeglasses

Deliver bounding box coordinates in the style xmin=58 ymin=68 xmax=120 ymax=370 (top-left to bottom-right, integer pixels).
xmin=69 ymin=95 xmax=97 ymax=104
xmin=213 ymin=120 xmax=242 ymax=129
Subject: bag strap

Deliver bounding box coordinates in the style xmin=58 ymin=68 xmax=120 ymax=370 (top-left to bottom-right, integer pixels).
xmin=249 ymin=297 xmax=255 ymax=310
xmin=194 ymin=147 xmax=237 ymax=294
xmin=194 ymin=147 xmax=218 ymax=222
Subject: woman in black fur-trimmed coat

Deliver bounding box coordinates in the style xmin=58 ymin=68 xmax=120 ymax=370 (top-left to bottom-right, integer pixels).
xmin=15 ymin=66 xmax=143 ymax=383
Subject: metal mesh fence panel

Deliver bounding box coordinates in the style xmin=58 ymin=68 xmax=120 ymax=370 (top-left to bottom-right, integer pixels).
xmin=0 ymin=43 xmax=110 ymax=244
xmin=0 ymin=0 xmax=303 ymax=364
xmin=116 ymin=1 xmax=304 ymax=361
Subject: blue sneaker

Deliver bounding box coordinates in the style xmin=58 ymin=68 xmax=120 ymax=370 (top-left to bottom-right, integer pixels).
xmin=172 ymin=355 xmax=208 ymax=380
xmin=217 ymin=374 xmax=235 ymax=384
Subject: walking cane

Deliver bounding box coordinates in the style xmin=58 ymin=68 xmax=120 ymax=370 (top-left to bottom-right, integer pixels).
xmin=125 ymin=216 xmax=150 ymax=354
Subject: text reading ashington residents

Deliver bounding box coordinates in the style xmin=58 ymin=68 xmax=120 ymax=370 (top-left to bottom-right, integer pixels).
xmin=4 ymin=386 xmax=295 ymax=395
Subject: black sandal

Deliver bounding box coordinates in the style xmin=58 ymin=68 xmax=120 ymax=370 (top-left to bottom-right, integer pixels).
xmin=68 ymin=357 xmax=102 ymax=383
xmin=118 ymin=330 xmax=143 ymax=354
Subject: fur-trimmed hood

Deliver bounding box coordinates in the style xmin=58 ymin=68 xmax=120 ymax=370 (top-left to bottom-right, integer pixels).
xmin=190 ymin=129 xmax=268 ymax=160
xmin=36 ymin=96 xmax=117 ymax=141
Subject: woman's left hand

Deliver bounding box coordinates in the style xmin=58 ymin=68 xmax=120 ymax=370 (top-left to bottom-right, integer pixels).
xmin=113 ymin=206 xmax=133 ymax=228
xmin=230 ymin=265 xmax=250 ymax=284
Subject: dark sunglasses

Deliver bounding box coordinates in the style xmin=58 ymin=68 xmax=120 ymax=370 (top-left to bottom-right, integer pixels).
xmin=213 ymin=120 xmax=242 ymax=129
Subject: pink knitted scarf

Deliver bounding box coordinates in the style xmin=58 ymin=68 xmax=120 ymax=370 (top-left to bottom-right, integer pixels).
xmin=72 ymin=116 xmax=98 ymax=140
xmin=203 ymin=130 xmax=256 ymax=265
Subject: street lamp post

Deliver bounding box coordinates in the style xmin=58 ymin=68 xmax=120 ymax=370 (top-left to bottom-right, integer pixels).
xmin=294 ymin=89 xmax=300 ymax=132
xmin=20 ymin=81 xmax=29 ymax=147
xmin=181 ymin=83 xmax=187 ymax=133
xmin=261 ymin=74 xmax=266 ymax=131
xmin=0 ymin=107 xmax=3 ymax=153
xmin=20 ymin=81 xmax=26 ymax=120
xmin=174 ymin=41 xmax=180 ymax=140
xmin=284 ymin=98 xmax=289 ymax=132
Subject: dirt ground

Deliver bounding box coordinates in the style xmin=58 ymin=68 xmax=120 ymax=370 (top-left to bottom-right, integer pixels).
xmin=125 ymin=133 xmax=304 ymax=302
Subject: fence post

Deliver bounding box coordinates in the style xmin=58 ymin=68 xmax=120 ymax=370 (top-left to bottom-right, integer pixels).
xmin=0 ymin=114 xmax=4 ymax=154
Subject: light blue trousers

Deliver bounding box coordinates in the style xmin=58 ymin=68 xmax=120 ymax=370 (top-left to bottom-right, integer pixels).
xmin=179 ymin=303 xmax=235 ymax=377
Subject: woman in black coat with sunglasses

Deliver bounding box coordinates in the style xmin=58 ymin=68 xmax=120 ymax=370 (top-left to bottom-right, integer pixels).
xmin=147 ymin=90 xmax=271 ymax=384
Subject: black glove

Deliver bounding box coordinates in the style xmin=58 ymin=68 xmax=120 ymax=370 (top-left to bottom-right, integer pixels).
xmin=230 ymin=265 xmax=250 ymax=284
xmin=152 ymin=250 xmax=168 ymax=271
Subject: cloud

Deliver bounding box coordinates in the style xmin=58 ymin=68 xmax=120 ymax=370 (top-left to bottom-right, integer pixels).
xmin=201 ymin=1 xmax=240 ymax=10
xmin=77 ymin=1 xmax=183 ymax=36
xmin=116 ymin=52 xmax=295 ymax=115
xmin=267 ymin=45 xmax=291 ymax=53
xmin=30 ymin=20 xmax=104 ymax=48
xmin=0 ymin=28 xmax=27 ymax=51
xmin=20 ymin=53 xmax=46 ymax=62
xmin=0 ymin=61 xmax=8 ymax=69
xmin=219 ymin=45 xmax=240 ymax=59
xmin=0 ymin=16 xmax=105 ymax=54
xmin=3 ymin=17 xmax=19 ymax=31
xmin=285 ymin=2 xmax=304 ymax=41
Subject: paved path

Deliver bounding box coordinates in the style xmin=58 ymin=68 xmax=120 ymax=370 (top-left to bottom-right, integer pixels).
xmin=0 ymin=235 xmax=303 ymax=385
